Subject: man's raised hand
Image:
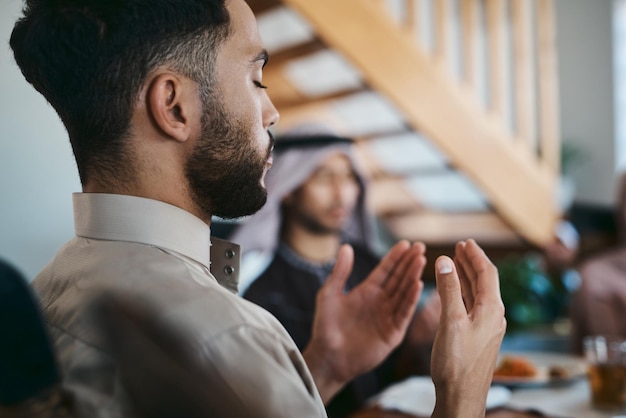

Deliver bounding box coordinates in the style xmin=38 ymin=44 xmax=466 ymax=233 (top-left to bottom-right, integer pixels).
xmin=430 ymin=239 xmax=506 ymax=418
xmin=303 ymin=240 xmax=426 ymax=403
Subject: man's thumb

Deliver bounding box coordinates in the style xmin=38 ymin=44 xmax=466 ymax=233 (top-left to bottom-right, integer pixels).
xmin=323 ymin=244 xmax=354 ymax=293
xmin=434 ymin=256 xmax=466 ymax=318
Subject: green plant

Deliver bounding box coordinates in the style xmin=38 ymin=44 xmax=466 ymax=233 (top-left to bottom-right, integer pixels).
xmin=496 ymin=255 xmax=567 ymax=331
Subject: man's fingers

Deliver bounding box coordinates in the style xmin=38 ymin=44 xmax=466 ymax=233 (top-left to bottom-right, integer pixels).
xmin=392 ymin=278 xmax=423 ymax=328
xmin=464 ymin=239 xmax=502 ymax=303
xmin=389 ymin=245 xmax=425 ymax=305
xmin=389 ymin=245 xmax=425 ymax=306
xmin=384 ymin=242 xmax=425 ymax=294
xmin=322 ymin=244 xmax=354 ymax=294
xmin=366 ymin=240 xmax=411 ymax=287
xmin=454 ymin=241 xmax=475 ymax=310
xmin=435 ymin=256 xmax=468 ymax=319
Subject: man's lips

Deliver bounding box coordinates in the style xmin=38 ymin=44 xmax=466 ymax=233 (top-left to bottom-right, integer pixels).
xmin=328 ymin=207 xmax=349 ymax=218
xmin=266 ymin=131 xmax=275 ymax=168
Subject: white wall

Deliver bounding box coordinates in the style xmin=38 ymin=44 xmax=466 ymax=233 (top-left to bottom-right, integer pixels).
xmin=556 ymin=0 xmax=617 ymax=206
xmin=1 ymin=0 xmax=80 ymax=280
xmin=614 ymin=0 xmax=626 ymax=173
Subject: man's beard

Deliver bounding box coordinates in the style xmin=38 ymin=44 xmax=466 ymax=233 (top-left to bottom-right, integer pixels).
xmin=185 ymin=97 xmax=271 ymax=220
xmin=285 ymin=201 xmax=346 ymax=237
xmin=298 ymin=214 xmax=342 ymax=236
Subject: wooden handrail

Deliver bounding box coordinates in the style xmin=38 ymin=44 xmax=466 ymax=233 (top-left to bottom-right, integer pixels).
xmin=512 ymin=0 xmax=537 ymax=149
xmin=486 ymin=0 xmax=509 ymax=124
xmin=264 ymin=0 xmax=562 ymax=245
xmin=405 ymin=0 xmax=418 ymax=36
xmin=537 ymin=0 xmax=561 ymax=173
xmin=461 ymin=0 xmax=478 ymax=91
xmin=369 ymin=0 xmax=559 ymax=170
xmin=434 ymin=0 xmax=450 ymax=67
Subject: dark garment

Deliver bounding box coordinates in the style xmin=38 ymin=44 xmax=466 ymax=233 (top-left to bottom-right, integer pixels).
xmin=244 ymin=244 xmax=395 ymax=418
xmin=0 ymin=259 xmax=65 ymax=410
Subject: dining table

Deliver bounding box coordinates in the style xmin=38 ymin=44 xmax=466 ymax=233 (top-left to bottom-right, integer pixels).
xmin=351 ymin=406 xmax=542 ymax=418
xmin=351 ymin=381 xmax=626 ymax=418
xmin=347 ymin=350 xmax=626 ymax=418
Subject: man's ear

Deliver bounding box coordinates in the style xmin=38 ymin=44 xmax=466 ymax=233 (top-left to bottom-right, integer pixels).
xmin=146 ymin=73 xmax=198 ymax=143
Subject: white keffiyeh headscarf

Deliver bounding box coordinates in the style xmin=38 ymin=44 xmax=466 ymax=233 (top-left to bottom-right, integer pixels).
xmin=228 ymin=127 xmax=378 ymax=292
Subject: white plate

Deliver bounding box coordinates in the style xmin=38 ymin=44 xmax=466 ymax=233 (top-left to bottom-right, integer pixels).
xmin=492 ymin=351 xmax=587 ymax=388
xmin=369 ymin=376 xmax=512 ymax=416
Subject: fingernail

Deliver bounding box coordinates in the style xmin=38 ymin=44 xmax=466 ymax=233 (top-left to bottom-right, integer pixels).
xmin=437 ymin=257 xmax=454 ymax=274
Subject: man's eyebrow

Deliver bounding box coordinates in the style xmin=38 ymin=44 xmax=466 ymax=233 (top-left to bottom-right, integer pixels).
xmin=251 ymin=49 xmax=269 ymax=69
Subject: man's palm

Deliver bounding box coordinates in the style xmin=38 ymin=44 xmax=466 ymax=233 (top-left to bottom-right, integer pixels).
xmin=308 ymin=242 xmax=426 ymax=384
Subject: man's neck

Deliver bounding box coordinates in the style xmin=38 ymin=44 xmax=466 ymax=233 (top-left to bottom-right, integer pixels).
xmin=283 ymin=227 xmax=341 ymax=264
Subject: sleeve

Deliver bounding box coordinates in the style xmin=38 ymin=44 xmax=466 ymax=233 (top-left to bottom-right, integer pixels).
xmin=195 ymin=324 xmax=327 ymax=418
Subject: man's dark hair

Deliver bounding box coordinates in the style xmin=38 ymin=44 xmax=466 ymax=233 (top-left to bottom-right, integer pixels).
xmin=10 ymin=0 xmax=230 ymax=185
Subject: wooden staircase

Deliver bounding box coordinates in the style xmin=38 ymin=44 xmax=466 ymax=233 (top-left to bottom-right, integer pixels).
xmin=249 ymin=0 xmax=562 ymax=248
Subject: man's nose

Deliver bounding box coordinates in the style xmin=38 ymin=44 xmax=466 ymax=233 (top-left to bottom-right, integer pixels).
xmin=262 ymin=94 xmax=279 ymax=130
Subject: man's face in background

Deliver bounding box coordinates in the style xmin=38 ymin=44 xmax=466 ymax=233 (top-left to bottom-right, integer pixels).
xmin=282 ymin=153 xmax=360 ymax=235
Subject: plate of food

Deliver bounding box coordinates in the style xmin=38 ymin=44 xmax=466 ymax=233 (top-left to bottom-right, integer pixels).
xmin=492 ymin=351 xmax=587 ymax=388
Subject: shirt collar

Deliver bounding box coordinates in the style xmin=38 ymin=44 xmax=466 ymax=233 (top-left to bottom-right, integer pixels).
xmin=73 ymin=193 xmax=212 ymax=269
